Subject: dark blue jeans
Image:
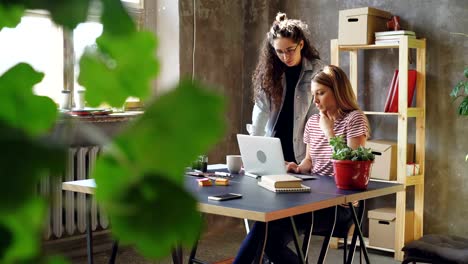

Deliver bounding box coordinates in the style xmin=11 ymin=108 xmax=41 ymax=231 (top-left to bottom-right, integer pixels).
xmin=233 ymin=206 xmax=352 ymax=264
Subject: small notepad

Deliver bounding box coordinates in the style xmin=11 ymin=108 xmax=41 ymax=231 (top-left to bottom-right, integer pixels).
xmin=258 ymin=181 xmax=311 ymax=193
xmin=260 ymin=174 xmax=303 ymax=188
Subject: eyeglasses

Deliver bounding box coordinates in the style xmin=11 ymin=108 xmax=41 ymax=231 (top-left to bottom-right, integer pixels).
xmin=275 ymin=43 xmax=300 ymax=57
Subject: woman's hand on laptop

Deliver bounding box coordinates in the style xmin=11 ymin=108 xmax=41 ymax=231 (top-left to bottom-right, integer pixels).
xmin=286 ymin=159 xmax=311 ymax=174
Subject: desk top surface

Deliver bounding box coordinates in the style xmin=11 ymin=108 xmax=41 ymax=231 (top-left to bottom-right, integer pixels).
xmin=62 ymin=169 xmax=403 ymax=222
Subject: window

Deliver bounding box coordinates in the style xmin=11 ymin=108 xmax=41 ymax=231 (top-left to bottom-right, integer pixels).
xmin=0 ymin=16 xmax=63 ymax=103
xmin=0 ymin=0 xmax=144 ymax=104
xmin=73 ymin=22 xmax=103 ymax=92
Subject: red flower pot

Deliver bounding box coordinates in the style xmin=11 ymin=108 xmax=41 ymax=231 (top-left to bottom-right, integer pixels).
xmin=331 ymin=160 xmax=373 ymax=190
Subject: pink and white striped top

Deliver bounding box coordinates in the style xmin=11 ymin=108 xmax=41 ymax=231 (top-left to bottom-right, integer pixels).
xmin=303 ymin=110 xmax=370 ymax=176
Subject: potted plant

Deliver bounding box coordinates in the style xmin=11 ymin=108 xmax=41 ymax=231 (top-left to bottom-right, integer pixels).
xmin=329 ymin=136 xmax=375 ymax=190
xmin=450 ymin=66 xmax=468 ymax=161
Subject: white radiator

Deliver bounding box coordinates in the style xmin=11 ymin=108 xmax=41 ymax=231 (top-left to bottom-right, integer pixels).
xmin=40 ymin=146 xmax=109 ymax=239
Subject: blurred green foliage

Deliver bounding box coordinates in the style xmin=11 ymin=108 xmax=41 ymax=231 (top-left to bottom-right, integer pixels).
xmin=0 ymin=1 xmax=225 ymax=263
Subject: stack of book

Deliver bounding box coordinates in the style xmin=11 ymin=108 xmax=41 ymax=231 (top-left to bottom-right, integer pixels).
xmin=258 ymin=174 xmax=310 ymax=193
xmin=375 ymin=30 xmax=416 ymax=45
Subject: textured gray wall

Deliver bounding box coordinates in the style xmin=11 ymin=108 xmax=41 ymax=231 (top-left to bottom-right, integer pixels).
xmin=180 ymin=0 xmax=468 ymax=236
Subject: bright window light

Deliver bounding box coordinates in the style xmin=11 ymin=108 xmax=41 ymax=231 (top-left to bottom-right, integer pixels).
xmin=0 ymin=16 xmax=63 ymax=103
xmin=73 ymin=22 xmax=103 ymax=91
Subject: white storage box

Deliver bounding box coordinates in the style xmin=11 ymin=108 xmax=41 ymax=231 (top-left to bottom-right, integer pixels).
xmin=338 ymin=7 xmax=391 ymax=45
xmin=368 ymin=207 xmax=414 ymax=249
xmin=365 ymin=140 xmax=415 ymax=181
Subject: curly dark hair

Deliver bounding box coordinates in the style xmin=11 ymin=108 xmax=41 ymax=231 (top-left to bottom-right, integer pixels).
xmin=253 ymin=12 xmax=320 ymax=108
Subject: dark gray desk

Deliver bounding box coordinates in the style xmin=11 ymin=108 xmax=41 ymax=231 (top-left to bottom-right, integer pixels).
xmin=302 ymin=175 xmax=403 ymax=202
xmin=185 ymin=174 xmax=346 ymax=222
xmin=185 ymin=173 xmax=403 ymax=264
xmin=63 ymin=173 xmax=403 ymax=264
xmin=186 ymin=174 xmax=402 ymax=222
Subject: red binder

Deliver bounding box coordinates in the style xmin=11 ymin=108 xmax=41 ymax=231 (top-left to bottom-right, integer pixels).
xmin=384 ymin=69 xmax=417 ymax=113
xmin=384 ymin=70 xmax=399 ymax=112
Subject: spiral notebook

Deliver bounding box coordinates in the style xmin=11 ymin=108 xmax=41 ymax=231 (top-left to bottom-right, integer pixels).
xmin=258 ymin=181 xmax=311 ymax=193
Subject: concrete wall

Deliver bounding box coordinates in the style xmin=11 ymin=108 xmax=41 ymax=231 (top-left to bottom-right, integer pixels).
xmin=179 ymin=0 xmax=468 ymax=236
xmin=180 ymin=0 xmax=281 ymax=163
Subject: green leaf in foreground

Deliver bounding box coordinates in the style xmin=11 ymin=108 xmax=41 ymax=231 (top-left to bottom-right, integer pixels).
xmin=0 ymin=122 xmax=65 ymax=214
xmin=45 ymin=256 xmax=70 ymax=264
xmin=0 ymin=199 xmax=46 ymax=263
xmin=16 ymin=0 xmax=90 ymax=30
xmin=79 ymin=31 xmax=159 ymax=107
xmin=113 ymin=79 xmax=225 ymax=182
xmin=93 ymin=80 xmax=225 ymax=259
xmin=103 ymin=172 xmax=201 ymax=259
xmin=0 ymin=63 xmax=57 ymax=136
xmin=0 ymin=4 xmax=24 ymax=30
xmin=101 ymin=0 xmax=134 ymax=35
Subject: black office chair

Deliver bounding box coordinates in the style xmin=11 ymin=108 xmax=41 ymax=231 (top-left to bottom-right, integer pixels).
xmin=302 ymin=201 xmax=365 ymax=264
xmin=401 ymin=234 xmax=468 ymax=264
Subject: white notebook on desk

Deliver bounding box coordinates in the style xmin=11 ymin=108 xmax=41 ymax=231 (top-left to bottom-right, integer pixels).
xmin=258 ymin=181 xmax=311 ymax=193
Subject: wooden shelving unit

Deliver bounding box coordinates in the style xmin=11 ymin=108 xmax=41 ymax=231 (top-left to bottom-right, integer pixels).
xmin=330 ymin=37 xmax=426 ymax=261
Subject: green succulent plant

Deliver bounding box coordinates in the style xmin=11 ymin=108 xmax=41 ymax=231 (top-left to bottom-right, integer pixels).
xmin=329 ymin=135 xmax=375 ymax=161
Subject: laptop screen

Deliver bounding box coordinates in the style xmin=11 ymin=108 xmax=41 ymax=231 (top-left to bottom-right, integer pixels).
xmin=236 ymin=134 xmax=287 ymax=176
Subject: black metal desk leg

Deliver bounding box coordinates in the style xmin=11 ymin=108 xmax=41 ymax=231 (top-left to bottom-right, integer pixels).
xmin=290 ymin=217 xmax=307 ymax=264
xmin=317 ymin=206 xmax=338 ymax=264
xmin=108 ymin=240 xmax=119 ymax=264
xmin=171 ymin=246 xmax=183 ymax=264
xmin=86 ymin=194 xmax=94 ymax=264
xmin=348 ymin=202 xmax=370 ymax=264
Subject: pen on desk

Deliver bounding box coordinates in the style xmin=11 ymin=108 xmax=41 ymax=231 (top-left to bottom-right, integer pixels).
xmin=214 ymin=171 xmax=231 ymax=177
xmin=244 ymin=172 xmax=259 ymax=179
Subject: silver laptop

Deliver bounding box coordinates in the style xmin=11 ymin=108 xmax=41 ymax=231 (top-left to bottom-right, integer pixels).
xmin=236 ymin=134 xmax=318 ymax=180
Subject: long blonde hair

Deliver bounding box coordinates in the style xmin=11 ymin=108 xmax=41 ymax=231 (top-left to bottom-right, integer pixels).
xmin=312 ymin=65 xmax=361 ymax=116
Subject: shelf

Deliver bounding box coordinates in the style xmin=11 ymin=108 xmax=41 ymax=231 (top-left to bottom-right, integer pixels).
xmin=406 ymin=175 xmax=424 ymax=186
xmin=336 ymin=38 xmax=425 ymax=51
xmin=331 ymin=38 xmax=425 ymax=261
xmin=363 ymin=108 xmax=424 ymax=117
xmin=370 ymin=175 xmax=424 ymax=186
xmin=364 ymin=111 xmax=398 ymax=116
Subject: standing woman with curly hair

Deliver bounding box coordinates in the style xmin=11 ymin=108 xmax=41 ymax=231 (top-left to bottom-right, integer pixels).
xmin=235 ymin=13 xmax=324 ymax=264
xmin=250 ymin=12 xmax=324 ymax=164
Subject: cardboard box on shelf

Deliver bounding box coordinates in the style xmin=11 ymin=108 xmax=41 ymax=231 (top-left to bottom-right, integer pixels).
xmin=365 ymin=140 xmax=415 ymax=181
xmin=338 ymin=7 xmax=392 ymax=45
xmin=368 ymin=207 xmax=414 ymax=250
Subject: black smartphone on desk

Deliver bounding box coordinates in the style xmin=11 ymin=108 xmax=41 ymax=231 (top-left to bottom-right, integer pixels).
xmin=208 ymin=193 xmax=242 ymax=201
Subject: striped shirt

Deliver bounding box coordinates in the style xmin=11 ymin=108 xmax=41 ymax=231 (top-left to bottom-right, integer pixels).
xmin=303 ymin=110 xmax=370 ymax=176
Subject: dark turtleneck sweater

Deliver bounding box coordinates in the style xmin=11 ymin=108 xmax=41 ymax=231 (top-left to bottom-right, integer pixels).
xmin=274 ymin=63 xmax=302 ymax=163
